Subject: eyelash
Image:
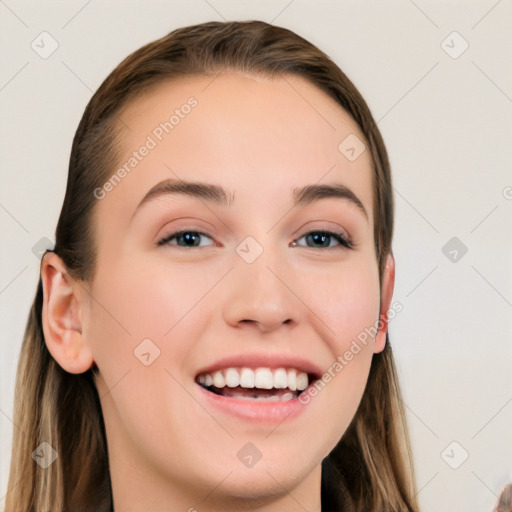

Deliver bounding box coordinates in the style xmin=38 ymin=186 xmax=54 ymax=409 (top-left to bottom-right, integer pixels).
xmin=157 ymin=229 xmax=353 ymax=250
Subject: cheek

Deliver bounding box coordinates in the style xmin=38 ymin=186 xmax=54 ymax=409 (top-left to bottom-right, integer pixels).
xmin=85 ymin=258 xmax=221 ymax=370
xmin=297 ymin=257 xmax=380 ymax=436
xmin=303 ymin=256 xmax=381 ymax=350
xmin=83 ymin=260 xmax=217 ymax=451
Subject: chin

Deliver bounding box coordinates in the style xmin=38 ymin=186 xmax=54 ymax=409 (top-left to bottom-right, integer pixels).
xmin=202 ymin=468 xmax=311 ymax=508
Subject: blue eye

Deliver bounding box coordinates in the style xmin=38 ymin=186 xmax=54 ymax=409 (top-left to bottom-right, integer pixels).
xmin=157 ymin=230 xmax=215 ymax=248
xmin=293 ymin=230 xmax=353 ymax=249
xmin=158 ymin=229 xmax=352 ymax=250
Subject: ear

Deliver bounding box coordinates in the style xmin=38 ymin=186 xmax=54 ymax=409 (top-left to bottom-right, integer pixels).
xmin=373 ymin=253 xmax=395 ymax=354
xmin=40 ymin=252 xmax=94 ymax=374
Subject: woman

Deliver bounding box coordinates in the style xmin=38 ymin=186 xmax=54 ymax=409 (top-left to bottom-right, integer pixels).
xmin=5 ymin=20 xmax=420 ymax=511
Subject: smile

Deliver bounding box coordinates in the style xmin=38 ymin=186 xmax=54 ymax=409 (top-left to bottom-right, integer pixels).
xmin=196 ymin=367 xmax=311 ymax=401
xmin=194 ymin=360 xmax=323 ymax=422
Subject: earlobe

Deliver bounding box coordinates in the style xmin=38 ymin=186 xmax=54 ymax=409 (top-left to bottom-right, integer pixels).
xmin=374 ymin=253 xmax=395 ymax=354
xmin=41 ymin=252 xmax=94 ymax=374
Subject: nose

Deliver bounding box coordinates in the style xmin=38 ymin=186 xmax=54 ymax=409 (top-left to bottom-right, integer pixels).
xmin=222 ymin=248 xmax=298 ymax=334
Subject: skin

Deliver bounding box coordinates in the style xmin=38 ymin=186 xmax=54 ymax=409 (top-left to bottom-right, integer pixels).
xmin=41 ymin=72 xmax=395 ymax=512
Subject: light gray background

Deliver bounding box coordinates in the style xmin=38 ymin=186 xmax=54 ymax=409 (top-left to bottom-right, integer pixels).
xmin=1 ymin=1 xmax=511 ymax=511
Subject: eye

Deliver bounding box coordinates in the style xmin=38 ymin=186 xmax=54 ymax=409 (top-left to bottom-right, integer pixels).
xmin=292 ymin=230 xmax=353 ymax=250
xmin=157 ymin=229 xmax=352 ymax=250
xmin=157 ymin=230 xmax=215 ymax=248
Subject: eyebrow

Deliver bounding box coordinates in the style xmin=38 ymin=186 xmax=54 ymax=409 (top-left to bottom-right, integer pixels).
xmin=132 ymin=179 xmax=368 ymax=221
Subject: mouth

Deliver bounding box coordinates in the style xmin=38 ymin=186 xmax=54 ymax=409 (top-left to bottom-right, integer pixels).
xmin=195 ymin=367 xmax=319 ymax=402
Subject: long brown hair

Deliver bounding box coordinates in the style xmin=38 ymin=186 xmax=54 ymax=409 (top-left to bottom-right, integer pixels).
xmin=5 ymin=20 xmax=419 ymax=512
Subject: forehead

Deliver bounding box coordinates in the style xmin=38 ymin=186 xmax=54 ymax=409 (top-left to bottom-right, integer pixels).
xmin=97 ymin=71 xmax=374 ymax=227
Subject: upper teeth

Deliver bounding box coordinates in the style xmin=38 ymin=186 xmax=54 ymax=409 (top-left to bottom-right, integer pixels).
xmin=197 ymin=367 xmax=309 ymax=391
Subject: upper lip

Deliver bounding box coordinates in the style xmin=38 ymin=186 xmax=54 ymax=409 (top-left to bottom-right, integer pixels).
xmin=195 ymin=353 xmax=323 ymax=380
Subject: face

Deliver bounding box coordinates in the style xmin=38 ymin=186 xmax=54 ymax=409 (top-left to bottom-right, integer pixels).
xmin=75 ymin=72 xmax=392 ymax=506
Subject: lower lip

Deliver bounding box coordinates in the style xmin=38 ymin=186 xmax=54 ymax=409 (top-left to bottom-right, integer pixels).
xmin=196 ymin=384 xmax=312 ymax=422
